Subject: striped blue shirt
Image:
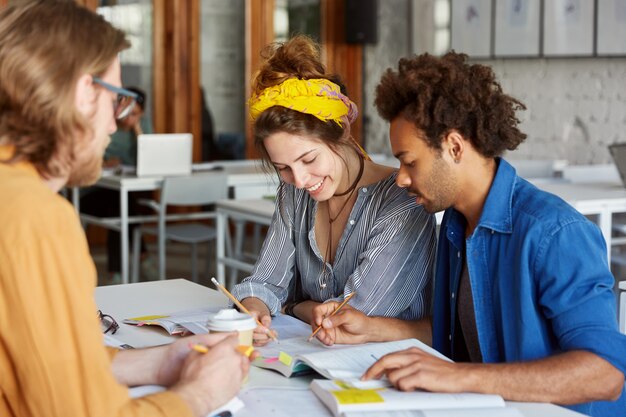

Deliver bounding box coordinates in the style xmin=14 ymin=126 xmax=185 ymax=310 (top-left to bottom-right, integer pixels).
xmin=232 ymin=172 xmax=436 ymax=320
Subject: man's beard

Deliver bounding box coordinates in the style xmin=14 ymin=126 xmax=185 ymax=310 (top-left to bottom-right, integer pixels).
xmin=66 ymin=134 xmax=109 ymax=187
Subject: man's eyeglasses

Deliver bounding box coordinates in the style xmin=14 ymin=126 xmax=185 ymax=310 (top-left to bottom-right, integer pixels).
xmin=92 ymin=77 xmax=139 ymax=121
xmin=97 ymin=310 xmax=119 ymax=334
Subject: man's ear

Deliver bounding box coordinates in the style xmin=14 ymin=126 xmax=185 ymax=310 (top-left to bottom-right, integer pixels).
xmin=442 ymin=130 xmax=465 ymax=164
xmin=75 ymin=74 xmax=95 ymax=116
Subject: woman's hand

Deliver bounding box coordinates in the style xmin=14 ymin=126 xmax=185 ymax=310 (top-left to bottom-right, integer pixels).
xmin=241 ymin=297 xmax=275 ymax=346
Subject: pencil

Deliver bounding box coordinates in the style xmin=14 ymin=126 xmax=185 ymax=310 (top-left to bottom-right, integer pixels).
xmin=308 ymin=292 xmax=356 ymax=342
xmin=189 ymin=343 xmax=254 ymax=357
xmin=210 ymin=277 xmax=278 ymax=342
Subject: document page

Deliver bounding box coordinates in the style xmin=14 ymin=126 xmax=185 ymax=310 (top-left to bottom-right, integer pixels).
xmin=301 ymin=339 xmax=446 ymax=379
xmin=271 ymin=314 xmax=311 ymax=339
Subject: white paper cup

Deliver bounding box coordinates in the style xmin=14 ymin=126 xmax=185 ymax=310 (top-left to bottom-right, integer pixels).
xmin=206 ymin=308 xmax=257 ymax=347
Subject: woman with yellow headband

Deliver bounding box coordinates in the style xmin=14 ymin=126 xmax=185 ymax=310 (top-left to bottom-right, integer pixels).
xmin=231 ymin=36 xmax=436 ymax=346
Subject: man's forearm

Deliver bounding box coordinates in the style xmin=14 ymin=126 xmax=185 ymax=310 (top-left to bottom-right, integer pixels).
xmin=464 ymin=350 xmax=624 ymax=404
xmin=368 ymin=316 xmax=431 ymax=345
xmin=111 ymin=346 xmax=164 ymax=386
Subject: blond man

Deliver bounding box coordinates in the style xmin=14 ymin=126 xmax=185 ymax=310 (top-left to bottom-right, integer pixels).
xmin=0 ymin=2 xmax=248 ymax=416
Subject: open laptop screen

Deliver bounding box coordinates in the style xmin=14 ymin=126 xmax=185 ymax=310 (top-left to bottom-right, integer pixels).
xmin=136 ymin=133 xmax=193 ymax=177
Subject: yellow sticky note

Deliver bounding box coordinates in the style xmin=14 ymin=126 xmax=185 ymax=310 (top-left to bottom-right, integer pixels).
xmin=278 ymin=351 xmax=293 ymax=366
xmin=331 ymin=389 xmax=384 ymax=405
xmin=334 ymin=380 xmax=353 ymax=390
xmin=129 ymin=315 xmax=169 ymax=321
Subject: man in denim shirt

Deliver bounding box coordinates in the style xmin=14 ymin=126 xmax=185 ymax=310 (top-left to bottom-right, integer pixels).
xmin=312 ymin=52 xmax=626 ymax=417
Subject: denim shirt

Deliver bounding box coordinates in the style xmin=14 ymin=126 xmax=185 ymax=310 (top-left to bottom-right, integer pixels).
xmin=432 ymin=158 xmax=626 ymax=417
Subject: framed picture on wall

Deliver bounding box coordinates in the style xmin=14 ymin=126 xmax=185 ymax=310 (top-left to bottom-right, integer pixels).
xmin=450 ymin=0 xmax=492 ymax=58
xmin=543 ymin=0 xmax=594 ymax=56
xmin=494 ymin=0 xmax=541 ymax=57
xmin=597 ymin=0 xmax=626 ymax=55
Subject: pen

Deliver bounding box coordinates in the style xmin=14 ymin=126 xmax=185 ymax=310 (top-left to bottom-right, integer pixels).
xmin=210 ymin=277 xmax=278 ymax=342
xmin=189 ymin=343 xmax=255 ymax=357
xmin=308 ymin=292 xmax=356 ymax=342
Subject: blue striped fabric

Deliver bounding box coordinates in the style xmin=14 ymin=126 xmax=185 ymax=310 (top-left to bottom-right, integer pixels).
xmin=231 ymin=172 xmax=436 ymax=320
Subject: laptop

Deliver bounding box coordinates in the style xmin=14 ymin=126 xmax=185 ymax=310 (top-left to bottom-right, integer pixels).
xmin=136 ymin=133 xmax=193 ymax=177
xmin=608 ymin=143 xmax=626 ymax=187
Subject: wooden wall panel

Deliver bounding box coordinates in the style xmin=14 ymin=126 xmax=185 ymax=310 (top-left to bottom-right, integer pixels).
xmin=245 ymin=0 xmax=275 ymax=159
xmin=321 ymin=0 xmax=363 ymax=145
xmin=244 ymin=0 xmax=364 ymax=157
xmin=153 ymin=0 xmax=201 ymax=161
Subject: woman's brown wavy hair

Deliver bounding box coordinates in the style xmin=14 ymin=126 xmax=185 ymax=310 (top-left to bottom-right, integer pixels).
xmin=375 ymin=51 xmax=526 ymax=157
xmin=0 ymin=0 xmax=129 ymax=178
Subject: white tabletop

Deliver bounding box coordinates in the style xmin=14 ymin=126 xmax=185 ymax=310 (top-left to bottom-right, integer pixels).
xmin=95 ymin=279 xmax=586 ymax=417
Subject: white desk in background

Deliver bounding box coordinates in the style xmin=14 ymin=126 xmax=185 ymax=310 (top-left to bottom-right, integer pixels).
xmin=73 ymin=162 xmax=277 ymax=285
xmin=215 ymin=198 xmax=275 ymax=287
xmin=94 ymin=279 xmax=586 ymax=417
xmin=532 ymin=180 xmax=626 ymax=264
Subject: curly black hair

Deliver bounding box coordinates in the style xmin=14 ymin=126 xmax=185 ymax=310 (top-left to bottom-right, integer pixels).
xmin=375 ymin=51 xmax=527 ymax=158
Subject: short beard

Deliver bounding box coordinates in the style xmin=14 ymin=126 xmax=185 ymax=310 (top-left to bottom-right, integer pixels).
xmin=66 ymin=154 xmax=102 ymax=187
xmin=66 ymin=133 xmax=109 ymax=187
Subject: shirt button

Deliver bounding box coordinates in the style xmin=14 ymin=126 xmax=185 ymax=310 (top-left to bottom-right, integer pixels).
xmin=457 ymin=251 xmax=461 ymax=258
xmin=349 ymin=219 xmax=355 ymax=225
xmin=451 ymin=292 xmax=455 ymax=299
xmin=362 ymin=187 xmax=368 ymax=193
xmin=491 ymin=230 xmax=495 ymax=234
xmin=449 ymin=334 xmax=452 ymax=341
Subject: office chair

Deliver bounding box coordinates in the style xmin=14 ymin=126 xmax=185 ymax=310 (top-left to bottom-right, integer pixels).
xmin=131 ymin=173 xmax=228 ymax=282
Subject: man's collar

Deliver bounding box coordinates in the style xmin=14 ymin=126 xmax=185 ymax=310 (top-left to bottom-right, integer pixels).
xmin=475 ymin=157 xmax=516 ymax=234
xmin=0 ymin=144 xmax=48 ymax=181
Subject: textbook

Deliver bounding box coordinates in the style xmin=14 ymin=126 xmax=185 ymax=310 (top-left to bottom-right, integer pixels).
xmin=310 ymin=379 xmax=522 ymax=417
xmin=123 ymin=307 xmax=221 ymax=335
xmin=254 ymin=337 xmax=449 ymax=379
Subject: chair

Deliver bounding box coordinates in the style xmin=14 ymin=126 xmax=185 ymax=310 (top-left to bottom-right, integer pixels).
xmin=131 ymin=173 xmax=228 ymax=282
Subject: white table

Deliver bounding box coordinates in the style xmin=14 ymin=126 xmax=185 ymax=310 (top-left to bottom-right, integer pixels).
xmin=94 ymin=279 xmax=586 ymax=416
xmin=533 ymin=180 xmax=626 ymax=263
xmin=216 ymin=198 xmax=275 ymax=287
xmin=75 ymin=162 xmax=277 ymax=284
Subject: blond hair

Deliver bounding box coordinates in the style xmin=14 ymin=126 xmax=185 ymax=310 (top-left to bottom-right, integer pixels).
xmin=0 ymin=0 xmax=130 ymax=178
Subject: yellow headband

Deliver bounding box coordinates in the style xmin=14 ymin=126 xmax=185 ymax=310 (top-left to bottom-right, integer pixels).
xmin=248 ymin=78 xmax=358 ymax=125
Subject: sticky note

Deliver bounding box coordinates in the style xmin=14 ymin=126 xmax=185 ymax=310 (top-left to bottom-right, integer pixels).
xmin=264 ymin=357 xmax=279 ymax=363
xmin=128 ymin=315 xmax=169 ymax=321
xmin=278 ymin=351 xmax=293 ymax=366
xmin=334 ymin=380 xmax=353 ymax=390
xmin=331 ymin=389 xmax=384 ymax=404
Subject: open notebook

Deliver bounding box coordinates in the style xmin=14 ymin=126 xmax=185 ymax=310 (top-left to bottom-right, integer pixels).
xmin=254 ymin=337 xmax=449 ymax=379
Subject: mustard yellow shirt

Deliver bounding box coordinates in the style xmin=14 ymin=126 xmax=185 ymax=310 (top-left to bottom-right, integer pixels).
xmin=0 ymin=146 xmax=192 ymax=417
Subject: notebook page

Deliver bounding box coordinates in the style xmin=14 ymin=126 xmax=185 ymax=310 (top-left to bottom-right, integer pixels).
xmin=271 ymin=314 xmax=312 ymax=339
xmin=256 ymin=336 xmax=338 ymax=359
xmin=301 ymin=339 xmax=447 ymax=379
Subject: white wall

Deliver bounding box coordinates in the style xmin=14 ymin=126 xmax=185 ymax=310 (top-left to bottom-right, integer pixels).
xmin=364 ymin=0 xmax=626 ymax=165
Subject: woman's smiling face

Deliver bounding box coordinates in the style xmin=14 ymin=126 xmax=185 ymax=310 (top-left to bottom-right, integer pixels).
xmin=264 ymin=131 xmax=347 ymax=201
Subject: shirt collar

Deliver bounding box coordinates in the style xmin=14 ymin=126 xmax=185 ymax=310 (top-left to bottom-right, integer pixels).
xmin=444 ymin=157 xmax=517 ymax=239
xmin=0 ymin=145 xmax=41 ymax=178
xmin=476 ymin=157 xmax=516 ymax=234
